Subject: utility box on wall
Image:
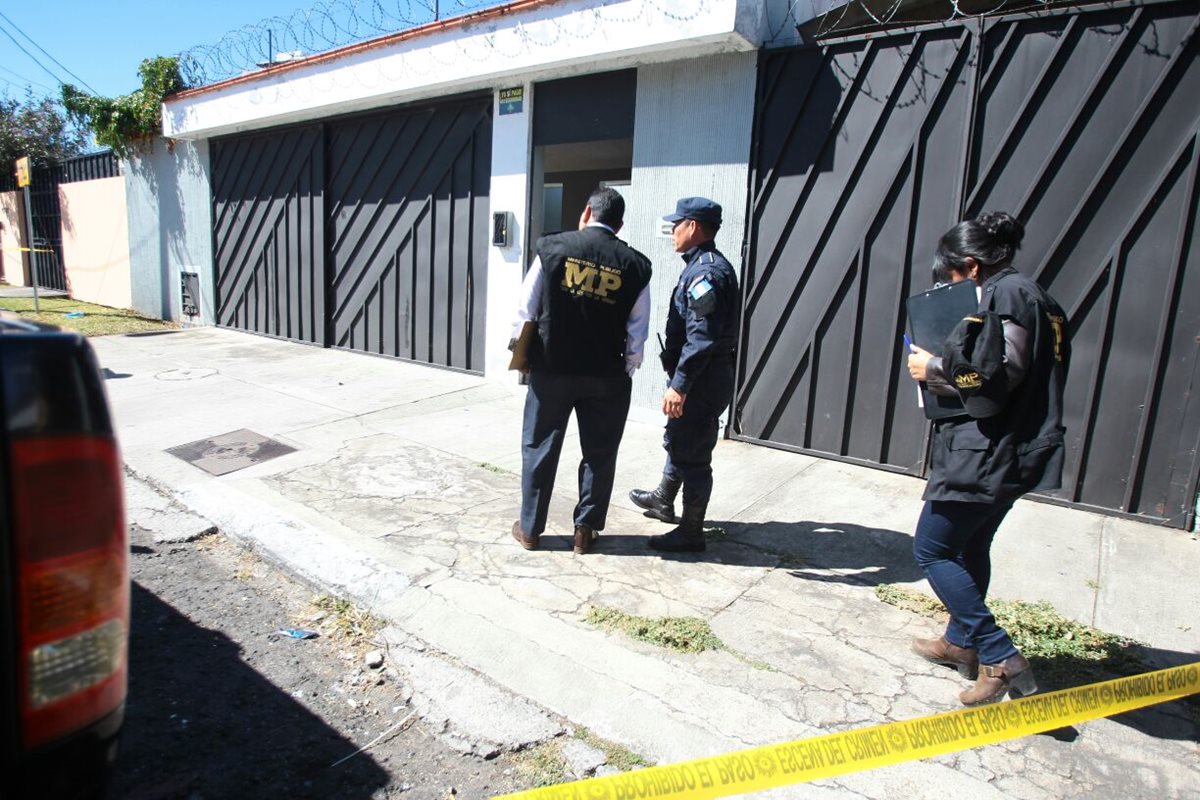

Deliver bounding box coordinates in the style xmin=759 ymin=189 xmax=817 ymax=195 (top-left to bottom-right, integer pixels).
xmin=492 ymin=211 xmax=513 ymax=247
xmin=180 ymin=271 xmax=200 ymax=322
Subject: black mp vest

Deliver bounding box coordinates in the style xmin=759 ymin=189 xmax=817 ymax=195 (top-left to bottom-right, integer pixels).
xmin=534 ymin=226 xmax=652 ymax=376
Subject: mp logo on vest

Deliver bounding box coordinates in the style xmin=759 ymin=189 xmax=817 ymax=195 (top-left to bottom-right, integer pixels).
xmin=562 ymin=257 xmax=622 ymax=304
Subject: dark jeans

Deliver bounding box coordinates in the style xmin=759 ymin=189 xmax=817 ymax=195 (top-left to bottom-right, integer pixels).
xmin=520 ymin=370 xmax=632 ymax=538
xmin=912 ymin=499 xmax=1018 ymax=665
xmin=662 ymin=361 xmax=734 ymax=505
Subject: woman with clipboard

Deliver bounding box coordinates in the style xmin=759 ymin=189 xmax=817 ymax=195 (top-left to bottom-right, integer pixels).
xmin=904 ymin=212 xmax=1069 ymax=706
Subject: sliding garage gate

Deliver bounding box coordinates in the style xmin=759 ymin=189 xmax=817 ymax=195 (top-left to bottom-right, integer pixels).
xmin=737 ymin=0 xmax=1199 ymax=527
xmin=211 ymin=94 xmax=493 ymax=372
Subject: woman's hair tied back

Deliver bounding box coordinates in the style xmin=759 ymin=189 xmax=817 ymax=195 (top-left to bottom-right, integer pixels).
xmin=974 ymin=211 xmax=1024 ymax=251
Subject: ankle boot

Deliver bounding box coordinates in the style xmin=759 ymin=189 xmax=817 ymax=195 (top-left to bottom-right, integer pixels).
xmin=912 ymin=635 xmax=979 ymax=679
xmin=573 ymin=523 xmax=598 ymax=555
xmin=960 ymin=653 xmax=1037 ymax=706
xmin=629 ymin=474 xmax=681 ymax=523
xmin=648 ymin=501 xmax=706 ymax=553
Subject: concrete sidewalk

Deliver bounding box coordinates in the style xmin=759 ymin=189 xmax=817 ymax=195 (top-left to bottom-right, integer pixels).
xmin=95 ymin=327 xmax=1198 ymax=798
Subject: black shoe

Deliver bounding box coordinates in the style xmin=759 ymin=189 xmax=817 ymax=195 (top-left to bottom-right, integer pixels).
xmin=629 ymin=474 xmax=681 ymax=523
xmin=648 ymin=502 xmax=706 ymax=553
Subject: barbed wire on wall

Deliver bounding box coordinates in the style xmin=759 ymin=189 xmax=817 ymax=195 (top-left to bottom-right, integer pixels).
xmin=176 ymin=0 xmax=714 ymax=90
xmin=765 ymin=0 xmax=1064 ymax=45
xmin=178 ymin=0 xmax=489 ymax=88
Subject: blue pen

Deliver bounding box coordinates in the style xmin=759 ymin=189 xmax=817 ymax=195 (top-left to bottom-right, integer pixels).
xmin=903 ymin=334 xmax=914 ymax=352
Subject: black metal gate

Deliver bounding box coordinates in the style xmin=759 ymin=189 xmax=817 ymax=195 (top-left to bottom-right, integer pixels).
xmin=738 ymin=0 xmax=1200 ymax=527
xmin=211 ymin=94 xmax=493 ymax=372
xmin=25 ymin=162 xmax=66 ymax=291
xmin=212 ymin=125 xmax=326 ymax=344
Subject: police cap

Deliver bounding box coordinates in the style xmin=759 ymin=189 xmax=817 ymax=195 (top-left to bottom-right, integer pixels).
xmin=664 ymin=197 xmax=723 ymax=227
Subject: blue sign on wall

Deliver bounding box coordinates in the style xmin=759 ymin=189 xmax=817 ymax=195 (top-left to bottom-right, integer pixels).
xmin=499 ymin=87 xmax=524 ymax=115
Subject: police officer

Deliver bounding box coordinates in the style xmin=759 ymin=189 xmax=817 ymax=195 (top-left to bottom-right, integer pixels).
xmin=512 ymin=187 xmax=652 ymax=555
xmin=629 ymin=197 xmax=739 ymax=553
xmin=906 ymin=211 xmax=1069 ymax=706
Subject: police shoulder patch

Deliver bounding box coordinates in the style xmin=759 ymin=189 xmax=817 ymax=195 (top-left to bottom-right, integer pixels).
xmin=688 ymin=277 xmax=717 ymax=317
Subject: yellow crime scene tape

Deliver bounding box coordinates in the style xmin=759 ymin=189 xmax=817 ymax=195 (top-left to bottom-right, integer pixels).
xmin=0 ymin=245 xmax=55 ymax=253
xmin=495 ymin=661 xmax=1200 ymax=799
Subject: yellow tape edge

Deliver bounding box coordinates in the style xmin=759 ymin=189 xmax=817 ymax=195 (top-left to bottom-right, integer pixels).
xmin=0 ymin=246 xmax=55 ymax=253
xmin=496 ymin=661 xmax=1200 ymax=800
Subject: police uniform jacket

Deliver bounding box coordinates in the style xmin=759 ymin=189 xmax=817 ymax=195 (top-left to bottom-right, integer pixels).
xmin=925 ymin=268 xmax=1069 ymax=504
xmin=534 ymin=226 xmax=652 ymax=376
xmin=663 ymin=241 xmax=739 ymax=394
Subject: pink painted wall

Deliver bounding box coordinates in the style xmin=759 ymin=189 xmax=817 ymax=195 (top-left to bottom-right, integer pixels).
xmin=58 ymin=176 xmax=131 ymax=308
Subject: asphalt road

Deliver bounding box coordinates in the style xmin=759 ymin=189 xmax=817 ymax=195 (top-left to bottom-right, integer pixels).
xmin=108 ymin=521 xmax=531 ymax=799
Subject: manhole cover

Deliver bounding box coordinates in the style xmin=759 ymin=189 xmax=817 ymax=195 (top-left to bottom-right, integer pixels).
xmin=156 ymin=368 xmax=218 ymax=381
xmin=166 ymin=429 xmax=297 ymax=476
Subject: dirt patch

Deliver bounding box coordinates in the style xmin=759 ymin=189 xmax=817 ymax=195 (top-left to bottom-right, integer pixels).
xmin=113 ymin=525 xmax=536 ymax=799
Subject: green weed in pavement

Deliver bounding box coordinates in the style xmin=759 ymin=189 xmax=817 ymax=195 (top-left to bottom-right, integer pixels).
xmin=584 ymin=605 xmax=778 ymax=670
xmin=573 ymin=727 xmax=648 ymax=772
xmin=585 ymin=605 xmax=723 ymax=654
xmin=874 ymin=583 xmax=948 ymax=617
xmin=512 ymin=740 xmax=570 ymax=787
xmin=872 ymin=583 xmax=1199 ymax=704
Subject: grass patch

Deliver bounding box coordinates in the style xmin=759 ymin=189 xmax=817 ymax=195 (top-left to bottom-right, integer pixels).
xmin=511 ymin=740 xmax=570 ymax=787
xmin=574 ymin=727 xmax=649 ymax=772
xmin=871 ymin=583 xmax=1194 ymax=699
xmin=0 ymin=295 xmax=179 ymax=337
xmin=510 ymin=729 xmax=648 ymax=787
xmin=875 ymin=584 xmax=948 ymax=618
xmin=584 ymin=605 xmax=777 ymax=671
xmin=703 ymin=525 xmax=728 ymax=542
xmin=308 ymin=594 xmax=382 ymax=646
xmin=477 ymin=462 xmax=509 ymax=474
xmin=585 ymin=606 xmax=723 ymax=654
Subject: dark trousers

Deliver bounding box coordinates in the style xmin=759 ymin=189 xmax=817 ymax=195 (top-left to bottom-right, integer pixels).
xmin=661 ymin=361 xmax=735 ymax=506
xmin=912 ymin=500 xmax=1018 ymax=665
xmin=520 ymin=370 xmax=632 ymax=538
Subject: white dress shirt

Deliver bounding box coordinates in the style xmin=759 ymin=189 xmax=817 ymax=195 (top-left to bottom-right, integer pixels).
xmin=515 ymin=222 xmax=651 ymax=377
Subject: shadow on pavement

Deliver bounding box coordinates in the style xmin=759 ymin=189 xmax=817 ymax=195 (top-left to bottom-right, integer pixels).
xmin=587 ymin=518 xmax=925 ymax=585
xmin=108 ymin=582 xmax=390 ymax=800
xmin=1028 ymin=651 xmax=1200 ymax=744
xmin=578 ymin=522 xmax=1199 ymax=744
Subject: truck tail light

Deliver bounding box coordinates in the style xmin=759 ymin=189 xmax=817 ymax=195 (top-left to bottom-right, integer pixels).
xmin=10 ymin=435 xmax=128 ymax=750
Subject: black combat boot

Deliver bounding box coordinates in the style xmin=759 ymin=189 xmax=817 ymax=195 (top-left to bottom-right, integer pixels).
xmin=648 ymin=501 xmax=707 ymax=553
xmin=629 ymin=474 xmax=681 ymax=523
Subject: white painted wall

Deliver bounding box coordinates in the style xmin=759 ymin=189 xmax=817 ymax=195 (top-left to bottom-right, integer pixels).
xmin=622 ymin=51 xmax=758 ymax=417
xmin=484 ymin=83 xmax=534 ymax=380
xmin=164 ymin=0 xmax=757 ymax=141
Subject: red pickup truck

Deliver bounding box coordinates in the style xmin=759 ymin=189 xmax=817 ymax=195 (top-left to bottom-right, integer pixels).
xmin=1 ymin=313 xmax=128 ymax=799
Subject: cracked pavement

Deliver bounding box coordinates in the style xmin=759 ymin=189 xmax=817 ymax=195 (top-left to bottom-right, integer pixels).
xmin=97 ymin=327 xmax=1199 ymax=799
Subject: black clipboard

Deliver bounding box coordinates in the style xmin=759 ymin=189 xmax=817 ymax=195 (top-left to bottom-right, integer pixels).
xmin=905 ymin=281 xmax=979 ymax=420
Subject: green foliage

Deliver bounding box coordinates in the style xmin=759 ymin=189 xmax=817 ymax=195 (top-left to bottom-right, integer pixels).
xmin=511 ymin=740 xmax=570 ymax=787
xmin=0 ymin=91 xmax=91 ymax=169
xmin=61 ymin=56 xmax=187 ymax=158
xmin=874 ymin=584 xmax=949 ymax=617
xmin=573 ymin=727 xmax=649 ymax=772
xmin=990 ymin=598 xmax=1134 ymax=663
xmin=585 ymin=606 xmax=724 ymax=654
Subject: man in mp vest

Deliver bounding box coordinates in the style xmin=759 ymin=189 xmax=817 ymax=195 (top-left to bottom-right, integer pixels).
xmin=512 ymin=187 xmax=652 ymax=554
